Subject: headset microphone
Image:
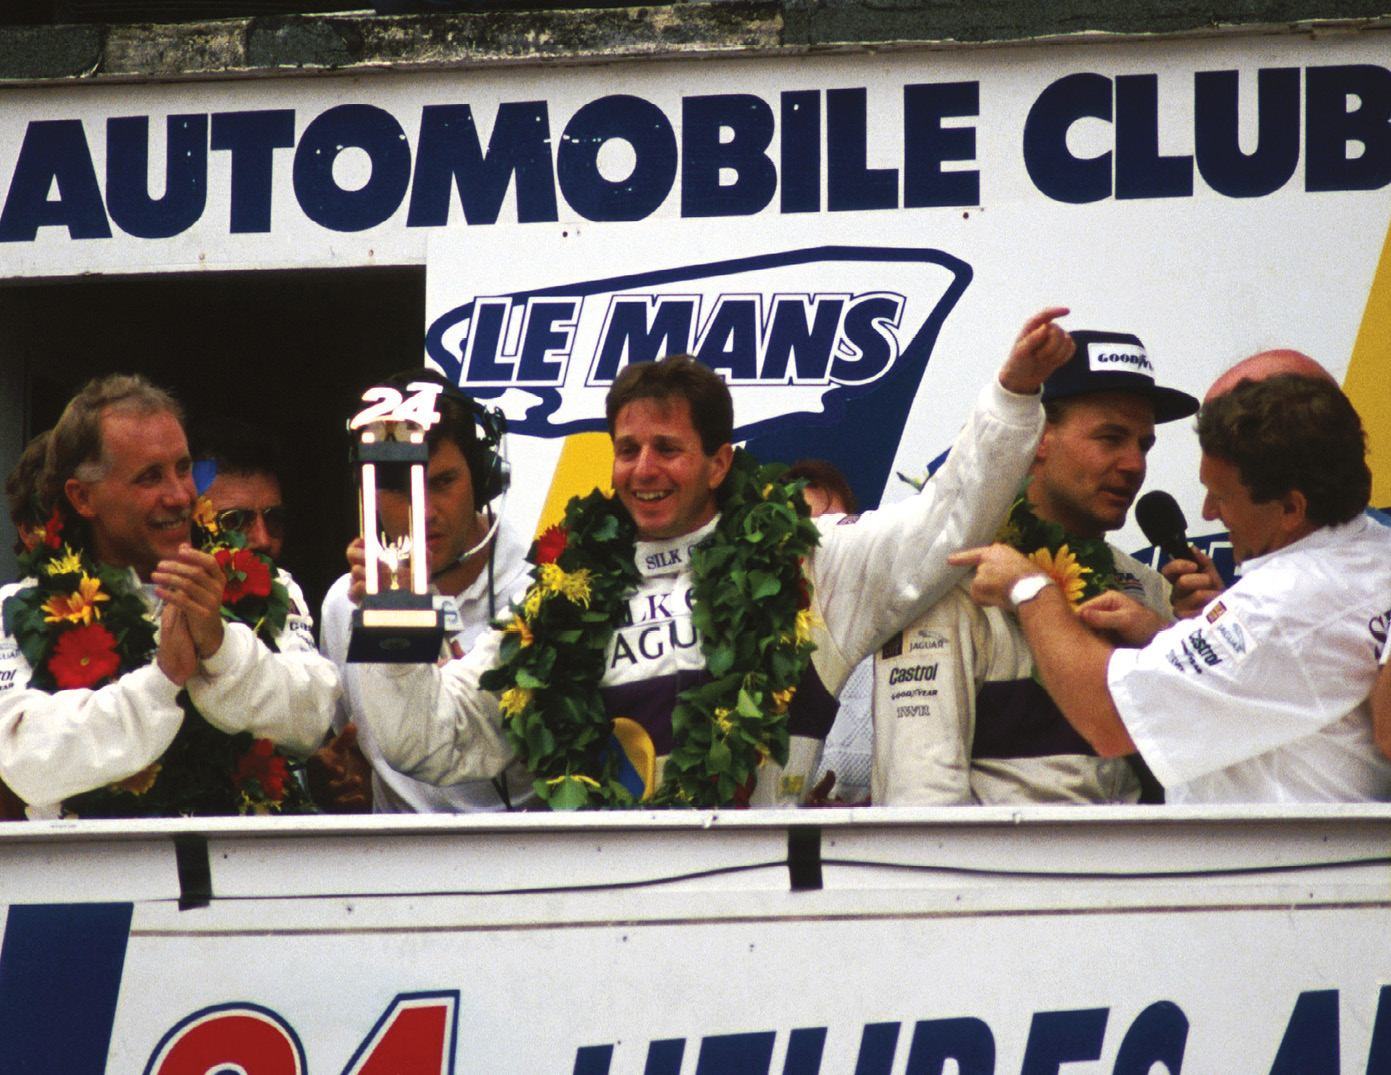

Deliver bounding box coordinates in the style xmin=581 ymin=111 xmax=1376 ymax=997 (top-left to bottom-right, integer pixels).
xmin=1135 ymin=490 xmax=1193 ymax=562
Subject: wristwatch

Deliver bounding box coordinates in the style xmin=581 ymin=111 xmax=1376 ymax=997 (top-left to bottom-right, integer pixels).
xmin=1008 ymin=574 xmax=1054 ymax=610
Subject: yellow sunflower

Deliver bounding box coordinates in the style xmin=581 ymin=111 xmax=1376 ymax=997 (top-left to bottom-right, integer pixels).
xmin=791 ymin=607 xmax=821 ymax=645
xmin=499 ymin=686 xmax=533 ymax=718
xmin=1026 ymin=544 xmax=1091 ymax=608
xmin=192 ymin=495 xmax=219 ymax=535
xmin=41 ymin=575 xmax=109 ymax=625
xmin=545 ymin=772 xmax=600 ymax=789
xmin=537 ymin=562 xmax=592 ymax=607
xmin=503 ymin=615 xmax=534 ymax=647
xmin=45 ymin=549 xmax=84 ymax=576
xmin=111 ymin=762 xmax=161 ymax=796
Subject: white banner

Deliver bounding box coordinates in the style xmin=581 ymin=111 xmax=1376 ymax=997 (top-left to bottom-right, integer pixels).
xmin=3 ymin=32 xmax=1391 ymax=557
xmin=2 ymin=810 xmax=1390 ymax=1074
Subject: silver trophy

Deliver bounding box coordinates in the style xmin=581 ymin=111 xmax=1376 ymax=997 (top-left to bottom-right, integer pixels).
xmin=346 ymin=381 xmax=446 ymax=663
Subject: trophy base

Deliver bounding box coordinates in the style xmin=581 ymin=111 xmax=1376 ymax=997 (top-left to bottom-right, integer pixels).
xmin=347 ymin=593 xmax=445 ymax=663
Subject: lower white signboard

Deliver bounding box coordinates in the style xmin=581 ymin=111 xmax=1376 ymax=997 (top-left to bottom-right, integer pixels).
xmin=1 ymin=808 xmax=1389 ymax=1074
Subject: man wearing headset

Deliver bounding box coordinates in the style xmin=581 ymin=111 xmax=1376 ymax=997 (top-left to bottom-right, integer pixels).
xmin=313 ymin=369 xmax=536 ymax=812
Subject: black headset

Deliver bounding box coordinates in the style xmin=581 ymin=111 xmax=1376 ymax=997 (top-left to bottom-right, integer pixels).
xmin=377 ymin=368 xmax=510 ymax=505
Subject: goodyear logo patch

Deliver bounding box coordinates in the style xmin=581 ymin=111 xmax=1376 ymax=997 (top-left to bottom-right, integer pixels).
xmin=1086 ymin=340 xmax=1152 ymax=377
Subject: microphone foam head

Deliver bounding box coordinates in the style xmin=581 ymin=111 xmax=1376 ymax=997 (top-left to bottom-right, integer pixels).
xmin=1135 ymin=490 xmax=1187 ymax=547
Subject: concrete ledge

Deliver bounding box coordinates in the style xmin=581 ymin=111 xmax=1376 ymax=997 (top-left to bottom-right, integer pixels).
xmin=2 ymin=0 xmax=1391 ymax=85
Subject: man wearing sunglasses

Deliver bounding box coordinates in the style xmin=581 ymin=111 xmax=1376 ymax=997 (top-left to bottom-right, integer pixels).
xmin=197 ymin=426 xmax=288 ymax=563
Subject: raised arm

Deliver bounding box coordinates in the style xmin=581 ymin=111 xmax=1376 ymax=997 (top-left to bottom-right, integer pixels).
xmin=184 ymin=571 xmax=340 ymax=759
xmin=809 ymin=309 xmax=1075 ymax=675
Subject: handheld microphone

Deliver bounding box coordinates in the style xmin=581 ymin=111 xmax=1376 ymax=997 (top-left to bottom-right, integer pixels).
xmin=1135 ymin=490 xmax=1193 ymax=562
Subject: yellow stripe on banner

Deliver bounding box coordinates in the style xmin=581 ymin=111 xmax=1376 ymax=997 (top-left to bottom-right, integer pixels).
xmin=535 ymin=432 xmax=615 ymax=538
xmin=1346 ymin=214 xmax=1391 ymax=509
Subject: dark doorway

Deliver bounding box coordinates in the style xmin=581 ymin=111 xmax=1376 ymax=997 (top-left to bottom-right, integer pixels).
xmin=0 ymin=266 xmax=426 ymax=625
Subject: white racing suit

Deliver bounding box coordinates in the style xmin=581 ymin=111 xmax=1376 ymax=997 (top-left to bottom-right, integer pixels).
xmin=0 ymin=568 xmax=338 ymax=811
xmin=357 ymin=378 xmax=1046 ymax=806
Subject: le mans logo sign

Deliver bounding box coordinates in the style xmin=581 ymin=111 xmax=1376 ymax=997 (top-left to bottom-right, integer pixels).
xmin=426 ymin=245 xmax=968 ymax=508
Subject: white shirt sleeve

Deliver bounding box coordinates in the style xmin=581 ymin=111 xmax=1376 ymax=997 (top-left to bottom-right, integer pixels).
xmin=354 ymin=625 xmax=517 ymax=786
xmin=809 ymin=377 xmax=1044 ymax=685
xmin=1108 ymin=580 xmax=1372 ymax=789
xmin=0 ymin=590 xmax=186 ymax=806
xmin=186 ymin=572 xmax=339 ymax=759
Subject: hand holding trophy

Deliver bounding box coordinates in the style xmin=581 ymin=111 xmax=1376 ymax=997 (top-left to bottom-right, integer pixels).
xmin=346 ymin=380 xmax=448 ymax=663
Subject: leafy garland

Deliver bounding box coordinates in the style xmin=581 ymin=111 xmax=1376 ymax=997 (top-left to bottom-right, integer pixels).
xmin=898 ymin=465 xmax=1121 ymax=610
xmin=993 ymin=493 xmax=1119 ymax=608
xmin=0 ymin=499 xmax=314 ymax=817
xmin=479 ymin=449 xmax=821 ymax=809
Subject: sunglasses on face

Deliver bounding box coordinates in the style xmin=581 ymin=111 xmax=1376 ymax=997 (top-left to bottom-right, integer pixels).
xmin=215 ymin=505 xmax=286 ymax=538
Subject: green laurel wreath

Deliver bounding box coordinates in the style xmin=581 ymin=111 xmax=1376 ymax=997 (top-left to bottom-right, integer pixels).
xmin=1 ymin=499 xmax=313 ymax=817
xmin=479 ymin=448 xmax=821 ymax=809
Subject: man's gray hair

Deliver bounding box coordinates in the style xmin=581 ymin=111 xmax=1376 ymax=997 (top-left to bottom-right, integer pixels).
xmin=45 ymin=374 xmax=185 ymax=506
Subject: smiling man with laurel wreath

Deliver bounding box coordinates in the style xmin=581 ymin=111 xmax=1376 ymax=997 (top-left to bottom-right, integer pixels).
xmin=0 ymin=374 xmax=339 ymax=817
xmin=353 ymin=309 xmax=1076 ymax=809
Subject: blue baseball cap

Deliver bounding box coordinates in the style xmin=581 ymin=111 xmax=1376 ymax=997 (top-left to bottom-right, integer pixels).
xmin=1042 ymin=330 xmax=1199 ymax=424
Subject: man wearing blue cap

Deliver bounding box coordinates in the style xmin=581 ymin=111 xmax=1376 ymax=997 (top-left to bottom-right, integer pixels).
xmin=872 ymin=329 xmax=1199 ymax=804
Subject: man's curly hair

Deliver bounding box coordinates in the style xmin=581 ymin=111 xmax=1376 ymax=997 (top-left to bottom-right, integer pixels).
xmin=1197 ymin=373 xmax=1370 ymax=527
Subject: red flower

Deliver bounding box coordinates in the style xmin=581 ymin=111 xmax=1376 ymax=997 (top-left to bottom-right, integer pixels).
xmin=218 ymin=548 xmax=273 ymax=605
xmin=233 ymin=738 xmax=288 ymax=801
xmin=796 ymin=572 xmax=811 ymax=611
xmin=48 ymin=622 xmax=121 ymax=689
xmin=42 ymin=505 xmax=63 ymax=549
xmin=534 ymin=524 xmax=569 ymax=565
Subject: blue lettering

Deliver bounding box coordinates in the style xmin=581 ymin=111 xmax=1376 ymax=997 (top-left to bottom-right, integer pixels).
xmin=558 ymin=95 xmax=676 ymax=221
xmin=0 ymin=119 xmax=111 ymax=241
xmin=105 ymin=114 xmax=207 ymax=239
xmin=292 ymin=104 xmax=410 ymax=232
xmin=827 ymin=88 xmax=898 ymax=211
xmin=645 ymin=590 xmax=674 ymax=617
xmin=464 ymin=297 xmax=515 ymax=382
xmin=1269 ymin=990 xmax=1338 ymax=1075
xmin=637 ymin=625 xmax=665 ymax=660
xmin=669 ymin=620 xmax=698 ymax=650
xmin=1023 ymin=73 xmax=1113 ymax=204
xmin=407 ymin=102 xmax=558 ymax=226
xmin=211 ymin=110 xmax=295 ymax=233
xmin=610 ymin=632 xmax=638 ymax=669
xmin=784 ymin=1028 xmax=827 ymax=1075
xmin=1367 ymin=985 xmax=1391 ymax=1071
xmin=696 ymin=297 xmax=761 ymax=379
xmin=682 ymin=94 xmax=776 ymax=218
xmin=830 ymin=294 xmax=902 ymax=383
xmin=1116 ymin=74 xmax=1193 ymax=199
xmin=1306 ymin=65 xmax=1391 ymax=192
xmin=646 ymin=1039 xmax=685 ymax=1075
xmin=761 ymin=296 xmax=845 ymax=382
xmin=573 ymin=1044 xmax=613 ymax=1075
xmin=903 ymin=81 xmax=980 ymax=208
xmin=781 ymin=91 xmax=821 ymax=213
xmin=593 ymin=297 xmax=697 ymax=380
xmin=694 ymin=1032 xmax=775 ymax=1075
xmin=517 ymin=298 xmax=579 ymax=382
xmin=904 ymin=1017 xmax=994 ymax=1075
xmin=1194 ymin=68 xmax=1299 ymax=197
xmin=1113 ymin=1001 xmax=1188 ymax=1075
xmin=855 ymin=1023 xmax=901 ymax=1075
xmin=1020 ymin=1008 xmax=1108 ymax=1075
